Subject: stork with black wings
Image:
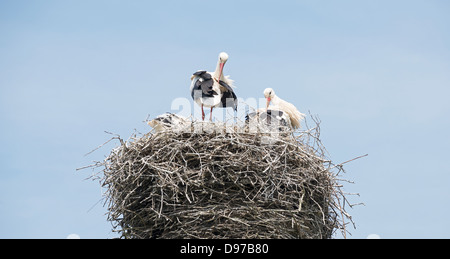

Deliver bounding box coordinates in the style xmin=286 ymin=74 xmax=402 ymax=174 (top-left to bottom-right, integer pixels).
xmin=190 ymin=52 xmax=237 ymax=121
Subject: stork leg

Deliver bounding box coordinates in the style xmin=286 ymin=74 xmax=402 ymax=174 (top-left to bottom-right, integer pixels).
xmin=201 ymin=104 xmax=205 ymax=121
xmin=210 ymin=107 xmax=213 ymax=121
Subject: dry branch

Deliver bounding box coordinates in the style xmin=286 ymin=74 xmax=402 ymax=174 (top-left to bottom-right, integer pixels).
xmin=87 ymin=118 xmax=357 ymax=239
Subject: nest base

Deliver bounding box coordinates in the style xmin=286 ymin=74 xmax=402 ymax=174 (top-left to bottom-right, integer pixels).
xmin=95 ymin=121 xmax=352 ymax=239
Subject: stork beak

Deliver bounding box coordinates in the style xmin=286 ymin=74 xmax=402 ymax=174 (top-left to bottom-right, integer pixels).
xmin=266 ymin=97 xmax=271 ymax=111
xmin=218 ymin=62 xmax=225 ymax=82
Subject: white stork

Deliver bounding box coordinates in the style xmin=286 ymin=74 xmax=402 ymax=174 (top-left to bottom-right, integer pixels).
xmin=263 ymin=88 xmax=305 ymax=129
xmin=148 ymin=113 xmax=189 ymax=132
xmin=245 ymin=108 xmax=292 ymax=132
xmin=190 ymin=52 xmax=237 ymax=121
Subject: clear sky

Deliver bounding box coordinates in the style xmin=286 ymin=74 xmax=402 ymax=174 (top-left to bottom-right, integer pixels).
xmin=1 ymin=0 xmax=449 ymax=238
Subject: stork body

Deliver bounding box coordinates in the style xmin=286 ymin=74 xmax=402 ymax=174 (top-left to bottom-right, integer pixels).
xmin=263 ymin=88 xmax=305 ymax=129
xmin=190 ymin=52 xmax=237 ymax=121
xmin=148 ymin=112 xmax=189 ymax=132
xmin=246 ymin=108 xmax=291 ymax=132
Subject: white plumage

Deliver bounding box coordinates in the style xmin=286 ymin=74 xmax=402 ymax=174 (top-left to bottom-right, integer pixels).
xmin=246 ymin=107 xmax=292 ymax=133
xmin=263 ymin=88 xmax=305 ymax=129
xmin=147 ymin=113 xmax=189 ymax=132
xmin=190 ymin=52 xmax=237 ymax=121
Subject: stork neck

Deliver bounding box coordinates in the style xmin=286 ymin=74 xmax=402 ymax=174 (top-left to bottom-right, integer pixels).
xmin=213 ymin=62 xmax=225 ymax=80
xmin=270 ymin=95 xmax=280 ymax=105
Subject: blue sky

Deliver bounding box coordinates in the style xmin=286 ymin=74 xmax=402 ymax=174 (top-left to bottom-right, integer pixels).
xmin=1 ymin=0 xmax=449 ymax=238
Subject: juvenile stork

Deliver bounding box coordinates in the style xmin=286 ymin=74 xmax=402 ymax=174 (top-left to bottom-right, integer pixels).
xmin=147 ymin=113 xmax=189 ymax=132
xmin=190 ymin=52 xmax=237 ymax=121
xmin=245 ymin=108 xmax=292 ymax=132
xmin=263 ymin=88 xmax=305 ymax=129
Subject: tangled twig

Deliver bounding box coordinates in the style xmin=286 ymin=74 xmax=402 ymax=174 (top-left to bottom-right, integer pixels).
xmin=85 ymin=117 xmax=359 ymax=239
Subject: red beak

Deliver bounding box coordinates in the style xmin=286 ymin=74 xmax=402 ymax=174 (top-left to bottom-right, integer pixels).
xmin=266 ymin=97 xmax=271 ymax=111
xmin=218 ymin=62 xmax=225 ymax=81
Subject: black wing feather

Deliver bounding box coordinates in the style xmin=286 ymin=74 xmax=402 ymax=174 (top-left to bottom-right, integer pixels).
xmin=191 ymin=71 xmax=217 ymax=99
xmin=218 ymin=80 xmax=233 ymax=92
xmin=218 ymin=80 xmax=238 ymax=110
xmin=245 ymin=110 xmax=288 ymax=130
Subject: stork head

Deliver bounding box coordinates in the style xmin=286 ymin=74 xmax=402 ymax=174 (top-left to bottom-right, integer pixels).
xmin=264 ymin=88 xmax=275 ymax=111
xmin=218 ymin=52 xmax=229 ymax=63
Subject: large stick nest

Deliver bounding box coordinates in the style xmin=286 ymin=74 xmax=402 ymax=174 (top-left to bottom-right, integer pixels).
xmin=93 ymin=118 xmax=354 ymax=239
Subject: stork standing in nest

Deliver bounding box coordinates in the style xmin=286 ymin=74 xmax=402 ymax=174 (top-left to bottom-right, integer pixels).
xmin=190 ymin=52 xmax=238 ymax=121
